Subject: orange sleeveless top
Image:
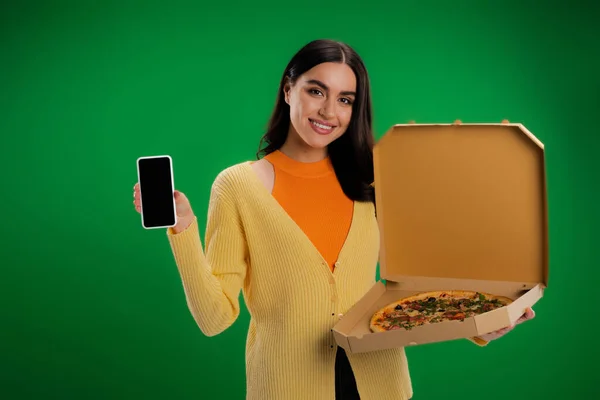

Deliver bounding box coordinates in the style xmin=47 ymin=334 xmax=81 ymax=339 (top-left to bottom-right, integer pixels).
xmin=263 ymin=150 xmax=354 ymax=272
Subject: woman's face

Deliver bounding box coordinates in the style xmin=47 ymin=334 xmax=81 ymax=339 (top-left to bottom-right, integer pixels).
xmin=284 ymin=62 xmax=356 ymax=151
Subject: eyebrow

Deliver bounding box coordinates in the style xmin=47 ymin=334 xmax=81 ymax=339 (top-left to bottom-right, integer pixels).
xmin=306 ymin=79 xmax=356 ymax=97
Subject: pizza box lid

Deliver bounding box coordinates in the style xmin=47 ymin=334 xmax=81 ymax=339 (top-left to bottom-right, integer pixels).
xmin=373 ymin=121 xmax=549 ymax=288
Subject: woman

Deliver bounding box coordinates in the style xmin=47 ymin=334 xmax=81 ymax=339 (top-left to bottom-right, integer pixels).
xmin=132 ymin=39 xmax=534 ymax=400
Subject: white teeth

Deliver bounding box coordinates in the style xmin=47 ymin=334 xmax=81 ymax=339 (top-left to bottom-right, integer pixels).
xmin=311 ymin=120 xmax=332 ymax=130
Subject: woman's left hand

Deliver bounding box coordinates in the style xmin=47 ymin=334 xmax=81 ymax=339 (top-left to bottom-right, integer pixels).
xmin=478 ymin=307 xmax=536 ymax=342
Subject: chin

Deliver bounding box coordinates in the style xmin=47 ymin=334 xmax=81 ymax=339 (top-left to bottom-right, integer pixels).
xmin=301 ymin=133 xmax=338 ymax=149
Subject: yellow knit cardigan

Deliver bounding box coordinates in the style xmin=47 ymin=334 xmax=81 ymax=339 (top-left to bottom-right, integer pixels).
xmin=166 ymin=161 xmax=414 ymax=399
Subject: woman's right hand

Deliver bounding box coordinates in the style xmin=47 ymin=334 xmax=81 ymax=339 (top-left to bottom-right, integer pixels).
xmin=133 ymin=183 xmax=195 ymax=233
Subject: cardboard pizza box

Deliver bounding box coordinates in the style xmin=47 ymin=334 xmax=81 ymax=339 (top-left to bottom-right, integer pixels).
xmin=332 ymin=121 xmax=549 ymax=353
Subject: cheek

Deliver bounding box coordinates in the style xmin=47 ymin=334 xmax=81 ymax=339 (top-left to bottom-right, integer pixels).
xmin=290 ymin=95 xmax=303 ymax=114
xmin=339 ymin=108 xmax=353 ymax=126
xmin=289 ymin=101 xmax=303 ymax=124
xmin=299 ymin=97 xmax=321 ymax=116
xmin=292 ymin=97 xmax=318 ymax=122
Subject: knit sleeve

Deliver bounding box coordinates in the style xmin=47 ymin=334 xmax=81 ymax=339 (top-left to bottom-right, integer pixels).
xmin=166 ymin=169 xmax=248 ymax=337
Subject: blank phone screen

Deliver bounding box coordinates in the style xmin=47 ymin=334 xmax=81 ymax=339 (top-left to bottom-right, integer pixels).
xmin=137 ymin=156 xmax=176 ymax=228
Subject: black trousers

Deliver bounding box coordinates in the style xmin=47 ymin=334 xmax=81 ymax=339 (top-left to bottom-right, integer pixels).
xmin=335 ymin=346 xmax=360 ymax=399
xmin=335 ymin=347 xmax=413 ymax=400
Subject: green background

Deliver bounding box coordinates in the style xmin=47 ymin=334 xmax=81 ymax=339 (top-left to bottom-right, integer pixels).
xmin=2 ymin=0 xmax=598 ymax=399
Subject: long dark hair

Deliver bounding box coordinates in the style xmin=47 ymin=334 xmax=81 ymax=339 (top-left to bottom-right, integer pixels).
xmin=256 ymin=39 xmax=375 ymax=204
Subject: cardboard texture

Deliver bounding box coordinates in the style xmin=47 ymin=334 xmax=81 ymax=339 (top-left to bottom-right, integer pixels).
xmin=332 ymin=121 xmax=549 ymax=353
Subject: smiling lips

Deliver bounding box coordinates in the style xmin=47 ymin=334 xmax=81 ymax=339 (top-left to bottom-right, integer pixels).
xmin=309 ymin=118 xmax=335 ymax=135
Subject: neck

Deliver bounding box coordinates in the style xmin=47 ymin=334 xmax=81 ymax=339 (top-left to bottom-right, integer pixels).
xmin=280 ymin=128 xmax=328 ymax=163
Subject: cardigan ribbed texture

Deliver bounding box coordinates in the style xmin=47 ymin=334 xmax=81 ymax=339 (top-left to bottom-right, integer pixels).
xmin=166 ymin=161 xmax=414 ymax=399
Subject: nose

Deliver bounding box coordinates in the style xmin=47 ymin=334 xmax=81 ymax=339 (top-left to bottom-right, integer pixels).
xmin=320 ymin=98 xmax=335 ymax=118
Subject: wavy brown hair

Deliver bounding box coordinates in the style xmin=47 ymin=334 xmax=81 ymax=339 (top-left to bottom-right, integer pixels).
xmin=256 ymin=39 xmax=375 ymax=203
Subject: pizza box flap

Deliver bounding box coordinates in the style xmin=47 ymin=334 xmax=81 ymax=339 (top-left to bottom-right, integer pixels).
xmin=373 ymin=122 xmax=549 ymax=287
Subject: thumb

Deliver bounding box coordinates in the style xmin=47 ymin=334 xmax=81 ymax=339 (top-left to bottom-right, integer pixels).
xmin=174 ymin=190 xmax=192 ymax=216
xmin=174 ymin=190 xmax=188 ymax=202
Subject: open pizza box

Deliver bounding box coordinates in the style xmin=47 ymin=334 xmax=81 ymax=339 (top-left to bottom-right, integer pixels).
xmin=332 ymin=121 xmax=549 ymax=353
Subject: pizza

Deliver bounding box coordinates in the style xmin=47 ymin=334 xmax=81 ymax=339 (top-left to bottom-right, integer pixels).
xmin=370 ymin=290 xmax=513 ymax=332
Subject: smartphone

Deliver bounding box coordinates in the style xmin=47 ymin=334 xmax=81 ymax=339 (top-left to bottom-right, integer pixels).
xmin=136 ymin=155 xmax=177 ymax=229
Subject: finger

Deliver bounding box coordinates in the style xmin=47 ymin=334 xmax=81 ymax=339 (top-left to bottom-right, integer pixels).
xmin=135 ymin=205 xmax=141 ymax=213
xmin=490 ymin=325 xmax=507 ymax=334
xmin=516 ymin=316 xmax=528 ymax=325
xmin=133 ymin=182 xmax=139 ymax=190
xmin=516 ymin=308 xmax=536 ymax=325
xmin=491 ymin=326 xmax=513 ymax=339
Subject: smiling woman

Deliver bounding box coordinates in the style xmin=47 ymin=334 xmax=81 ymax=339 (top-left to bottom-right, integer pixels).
xmin=144 ymin=39 xmax=408 ymax=399
xmin=134 ymin=39 xmax=433 ymax=400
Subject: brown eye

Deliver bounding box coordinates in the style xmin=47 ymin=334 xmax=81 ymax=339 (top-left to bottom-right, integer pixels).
xmin=309 ymin=88 xmax=323 ymax=96
xmin=340 ymin=98 xmax=353 ymax=105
